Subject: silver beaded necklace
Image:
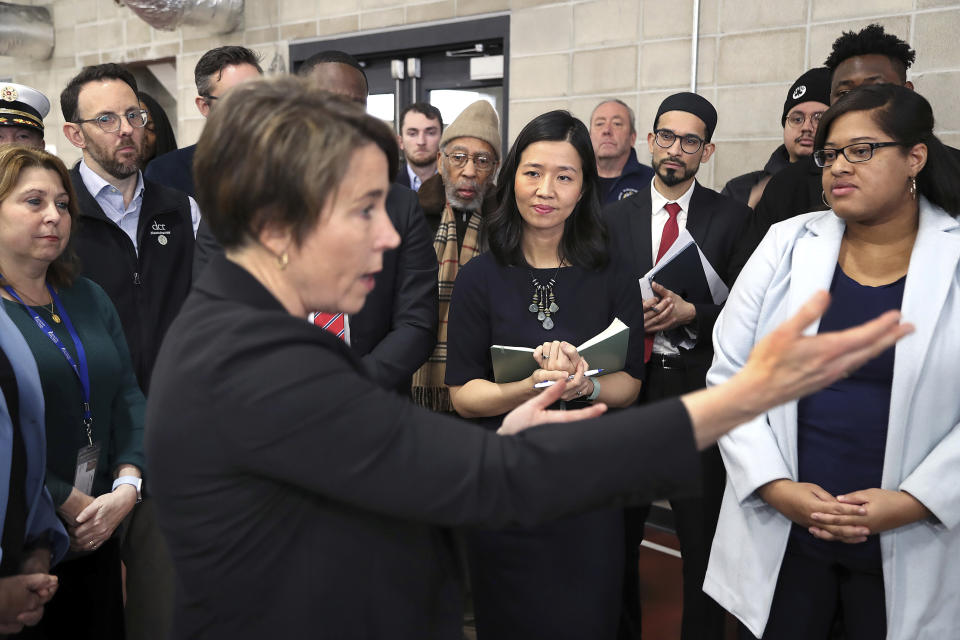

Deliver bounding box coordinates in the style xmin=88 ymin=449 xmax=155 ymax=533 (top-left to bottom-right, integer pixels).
xmin=528 ymin=260 xmax=562 ymax=330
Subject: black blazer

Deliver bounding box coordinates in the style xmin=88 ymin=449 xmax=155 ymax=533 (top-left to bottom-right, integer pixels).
xmin=394 ymin=162 xmax=411 ymax=188
xmin=191 ymin=183 xmax=438 ymax=395
xmin=144 ymin=144 xmax=196 ymax=198
xmin=351 ymin=184 xmax=438 ymax=394
xmin=604 ymin=182 xmax=751 ymax=390
xmin=145 ymin=255 xmax=700 ymax=639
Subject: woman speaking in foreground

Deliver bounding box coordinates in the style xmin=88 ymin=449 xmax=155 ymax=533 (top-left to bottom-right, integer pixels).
xmin=144 ymin=77 xmax=911 ymax=639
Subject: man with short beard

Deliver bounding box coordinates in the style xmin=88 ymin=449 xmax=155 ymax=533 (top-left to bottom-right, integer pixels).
xmin=604 ymin=92 xmax=751 ymax=640
xmin=61 ymin=64 xmax=199 ymax=392
xmin=412 ymin=100 xmax=500 ymax=411
xmin=396 ymin=102 xmax=443 ymax=191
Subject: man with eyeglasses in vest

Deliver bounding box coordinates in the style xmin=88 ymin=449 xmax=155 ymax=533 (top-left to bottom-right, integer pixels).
xmin=61 ymin=65 xmax=198 ymax=640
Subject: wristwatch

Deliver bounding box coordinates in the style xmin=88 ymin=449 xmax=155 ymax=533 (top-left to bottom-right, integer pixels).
xmin=586 ymin=377 xmax=602 ymax=402
xmin=112 ymin=476 xmax=142 ymax=503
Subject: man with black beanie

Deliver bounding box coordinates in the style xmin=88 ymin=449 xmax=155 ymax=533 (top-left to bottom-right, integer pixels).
xmin=729 ymin=24 xmax=959 ymax=278
xmin=722 ymin=67 xmax=831 ymax=207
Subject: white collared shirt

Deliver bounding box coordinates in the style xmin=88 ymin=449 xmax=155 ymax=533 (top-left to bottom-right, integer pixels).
xmin=649 ymin=178 xmax=695 ymax=265
xmin=78 ymin=159 xmax=201 ymax=254
xmin=406 ymin=163 xmax=422 ymax=192
xmin=649 ymin=179 xmax=697 ymax=355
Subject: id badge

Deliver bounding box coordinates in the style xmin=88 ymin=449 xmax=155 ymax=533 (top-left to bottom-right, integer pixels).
xmin=73 ymin=442 xmax=101 ymax=496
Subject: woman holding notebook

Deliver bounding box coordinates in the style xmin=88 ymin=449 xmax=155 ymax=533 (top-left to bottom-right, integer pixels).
xmin=445 ymin=111 xmax=646 ymax=639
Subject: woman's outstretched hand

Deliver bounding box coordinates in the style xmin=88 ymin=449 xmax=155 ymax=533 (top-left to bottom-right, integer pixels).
xmin=738 ymin=290 xmax=913 ymax=411
xmin=499 ymin=378 xmax=607 ymax=435
xmin=682 ymin=291 xmax=914 ymax=450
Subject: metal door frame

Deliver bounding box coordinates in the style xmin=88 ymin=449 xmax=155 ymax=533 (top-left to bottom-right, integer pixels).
xmin=289 ymin=15 xmax=510 ymax=152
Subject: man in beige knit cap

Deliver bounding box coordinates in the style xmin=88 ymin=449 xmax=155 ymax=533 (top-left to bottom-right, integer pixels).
xmin=412 ymin=100 xmax=501 ymax=412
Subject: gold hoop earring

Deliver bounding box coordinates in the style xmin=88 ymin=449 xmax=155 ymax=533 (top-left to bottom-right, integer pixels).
xmin=821 ymin=190 xmax=830 ymax=208
xmin=277 ymin=252 xmax=289 ymax=270
xmin=910 ymin=176 xmax=917 ymax=199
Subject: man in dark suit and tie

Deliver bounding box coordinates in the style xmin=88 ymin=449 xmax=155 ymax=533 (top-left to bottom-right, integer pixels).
xmin=145 ymin=46 xmax=262 ymax=199
xmin=295 ymin=52 xmax=440 ymax=395
xmin=605 ymin=92 xmax=751 ymax=640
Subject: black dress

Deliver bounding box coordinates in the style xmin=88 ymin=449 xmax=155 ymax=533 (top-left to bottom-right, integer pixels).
xmin=445 ymin=253 xmax=646 ymax=640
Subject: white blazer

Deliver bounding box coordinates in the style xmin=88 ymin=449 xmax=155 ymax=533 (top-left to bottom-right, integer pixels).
xmin=704 ymin=198 xmax=960 ymax=639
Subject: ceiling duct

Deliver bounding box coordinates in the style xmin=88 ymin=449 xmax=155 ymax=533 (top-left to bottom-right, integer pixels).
xmin=0 ymin=2 xmax=54 ymax=61
xmin=120 ymin=0 xmax=243 ymax=35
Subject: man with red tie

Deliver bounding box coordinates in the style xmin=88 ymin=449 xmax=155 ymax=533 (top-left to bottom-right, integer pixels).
xmin=604 ymin=92 xmax=751 ymax=640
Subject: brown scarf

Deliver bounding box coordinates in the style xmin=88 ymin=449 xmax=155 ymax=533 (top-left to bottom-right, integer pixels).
xmin=412 ymin=202 xmax=483 ymax=412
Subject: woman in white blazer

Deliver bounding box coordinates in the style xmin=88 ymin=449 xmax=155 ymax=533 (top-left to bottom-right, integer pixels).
xmin=705 ymin=84 xmax=960 ymax=640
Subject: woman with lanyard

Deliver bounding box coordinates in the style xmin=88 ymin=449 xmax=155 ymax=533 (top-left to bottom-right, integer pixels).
xmin=444 ymin=110 xmax=646 ymax=639
xmin=0 ymin=145 xmax=144 ymax=639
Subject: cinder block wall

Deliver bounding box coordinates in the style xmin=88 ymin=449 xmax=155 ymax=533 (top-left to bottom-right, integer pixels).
xmin=2 ymin=0 xmax=959 ymax=190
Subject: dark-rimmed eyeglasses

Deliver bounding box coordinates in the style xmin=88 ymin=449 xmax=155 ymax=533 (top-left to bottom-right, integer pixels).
xmin=813 ymin=142 xmax=903 ymax=168
xmin=443 ymin=151 xmax=496 ymax=173
xmin=202 ymin=94 xmax=220 ymax=104
xmin=785 ymin=111 xmax=824 ymax=128
xmin=654 ymin=129 xmax=705 ymax=154
xmin=74 ymin=109 xmax=148 ymax=133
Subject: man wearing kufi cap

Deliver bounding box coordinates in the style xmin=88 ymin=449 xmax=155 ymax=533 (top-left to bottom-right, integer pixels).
xmin=604 ymin=92 xmax=751 ymax=640
xmin=0 ymin=82 xmax=49 ymax=149
xmin=722 ymin=68 xmax=831 ymax=207
xmin=412 ymin=100 xmax=501 ymax=412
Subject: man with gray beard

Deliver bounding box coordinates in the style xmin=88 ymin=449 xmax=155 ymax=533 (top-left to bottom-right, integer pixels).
xmin=412 ymin=100 xmax=500 ymax=411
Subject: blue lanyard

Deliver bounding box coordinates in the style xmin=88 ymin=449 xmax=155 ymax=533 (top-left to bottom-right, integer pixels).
xmin=2 ymin=281 xmax=94 ymax=445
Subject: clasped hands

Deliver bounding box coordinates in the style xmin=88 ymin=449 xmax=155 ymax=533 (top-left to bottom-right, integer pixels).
xmin=758 ymin=479 xmax=931 ymax=544
xmin=0 ymin=549 xmax=57 ymax=634
xmin=57 ymin=485 xmax=138 ymax=553
xmin=531 ymin=340 xmax=594 ymax=402
xmin=643 ymin=282 xmax=696 ymax=333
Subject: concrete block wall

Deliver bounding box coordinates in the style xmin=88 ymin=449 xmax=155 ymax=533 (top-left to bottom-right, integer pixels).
xmin=2 ymin=0 xmax=959 ymax=190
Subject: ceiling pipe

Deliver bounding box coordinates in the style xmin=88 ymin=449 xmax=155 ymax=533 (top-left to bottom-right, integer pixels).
xmin=119 ymin=0 xmax=244 ymax=35
xmin=0 ymin=2 xmax=54 ymax=61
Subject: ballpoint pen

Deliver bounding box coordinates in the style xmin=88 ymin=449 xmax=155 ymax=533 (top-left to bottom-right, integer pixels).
xmin=533 ymin=369 xmax=604 ymax=388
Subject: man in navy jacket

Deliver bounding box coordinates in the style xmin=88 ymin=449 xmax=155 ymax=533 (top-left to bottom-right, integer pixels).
xmin=590 ymin=99 xmax=655 ymax=204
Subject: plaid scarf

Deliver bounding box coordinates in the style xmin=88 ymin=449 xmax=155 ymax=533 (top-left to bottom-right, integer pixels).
xmin=412 ymin=202 xmax=483 ymax=411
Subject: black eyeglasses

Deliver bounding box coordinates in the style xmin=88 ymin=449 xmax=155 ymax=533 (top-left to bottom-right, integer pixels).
xmin=443 ymin=151 xmax=496 ymax=173
xmin=785 ymin=111 xmax=824 ymax=128
xmin=202 ymin=95 xmax=220 ymax=104
xmin=654 ymin=129 xmax=705 ymax=154
xmin=74 ymin=109 xmax=148 ymax=133
xmin=813 ymin=142 xmax=903 ymax=168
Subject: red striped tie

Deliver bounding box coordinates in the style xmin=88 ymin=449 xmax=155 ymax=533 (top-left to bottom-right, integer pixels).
xmin=645 ymin=202 xmax=683 ymax=362
xmin=314 ymin=312 xmax=346 ymax=340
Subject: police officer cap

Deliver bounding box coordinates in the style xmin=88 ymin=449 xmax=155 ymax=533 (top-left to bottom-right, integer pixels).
xmin=0 ymin=83 xmax=50 ymax=133
xmin=654 ymin=92 xmax=717 ymax=142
